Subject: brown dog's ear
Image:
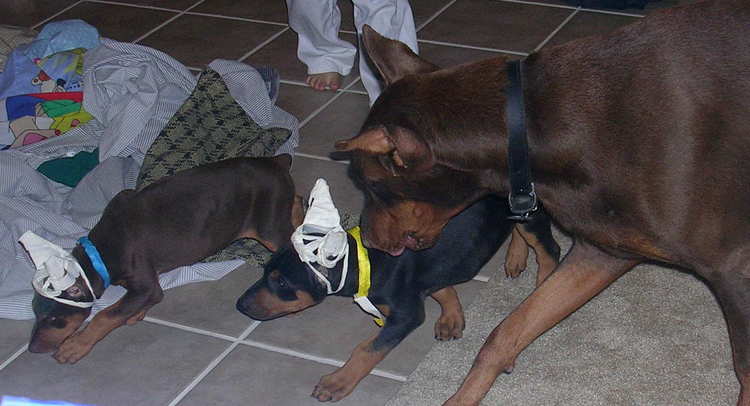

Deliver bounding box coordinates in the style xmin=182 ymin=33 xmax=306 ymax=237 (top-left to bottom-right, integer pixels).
xmin=335 ymin=127 xmax=434 ymax=172
xmin=335 ymin=127 xmax=394 ymax=155
xmin=362 ymin=25 xmax=439 ymax=85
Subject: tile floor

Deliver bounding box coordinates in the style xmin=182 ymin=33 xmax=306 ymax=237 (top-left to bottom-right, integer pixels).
xmin=0 ymin=0 xmax=690 ymax=405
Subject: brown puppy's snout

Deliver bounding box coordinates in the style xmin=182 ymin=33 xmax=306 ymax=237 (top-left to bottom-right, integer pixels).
xmin=28 ymin=312 xmax=88 ymax=354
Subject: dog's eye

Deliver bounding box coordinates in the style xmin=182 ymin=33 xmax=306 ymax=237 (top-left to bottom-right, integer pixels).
xmin=46 ymin=316 xmax=66 ymax=329
xmin=377 ymin=155 xmax=398 ymax=177
xmin=278 ymin=278 xmax=288 ymax=289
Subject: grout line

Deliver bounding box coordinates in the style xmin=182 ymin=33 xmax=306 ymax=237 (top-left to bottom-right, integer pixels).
xmin=167 ymin=322 xmax=261 ymax=406
xmin=294 ymin=152 xmax=348 ymax=164
xmin=417 ymin=39 xmax=529 ymax=57
xmin=82 ymin=0 xmax=183 ymax=12
xmin=473 ymin=275 xmax=490 ymax=283
xmin=496 ymin=0 xmax=581 ymax=10
xmin=144 ymin=317 xmax=407 ymax=384
xmin=416 ymin=0 xmax=459 ymax=31
xmin=30 ymin=0 xmax=85 ymax=30
xmin=0 ymin=345 xmax=28 ymax=371
xmin=183 ymin=11 xmax=289 ymax=27
xmin=533 ymin=8 xmax=580 ymax=52
xmin=131 ymin=0 xmax=209 ymax=44
xmin=237 ymin=27 xmax=291 ymax=62
xmin=495 ymin=0 xmax=645 ymax=17
xmin=143 ymin=316 xmax=239 ymax=342
xmin=238 ymin=339 xmax=408 ymax=382
xmin=297 ymin=76 xmax=363 ymax=128
xmin=279 ymin=79 xmax=369 ymax=96
xmin=578 ymin=6 xmax=645 ymax=17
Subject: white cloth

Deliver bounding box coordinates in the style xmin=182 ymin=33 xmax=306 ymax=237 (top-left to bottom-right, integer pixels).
xmin=0 ymin=39 xmax=299 ymax=320
xmin=285 ymin=0 xmax=418 ymax=105
xmin=291 ymin=179 xmax=349 ymax=294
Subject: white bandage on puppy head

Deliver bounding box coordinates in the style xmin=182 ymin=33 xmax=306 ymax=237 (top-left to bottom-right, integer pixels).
xmin=291 ymin=179 xmax=349 ymax=294
xmin=19 ymin=231 xmax=94 ymax=308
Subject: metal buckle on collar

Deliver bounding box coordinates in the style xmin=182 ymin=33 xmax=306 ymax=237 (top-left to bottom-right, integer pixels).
xmin=507 ymin=182 xmax=538 ymax=221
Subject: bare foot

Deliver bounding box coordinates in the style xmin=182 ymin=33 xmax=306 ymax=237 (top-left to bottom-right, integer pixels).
xmin=306 ymin=72 xmax=342 ymax=91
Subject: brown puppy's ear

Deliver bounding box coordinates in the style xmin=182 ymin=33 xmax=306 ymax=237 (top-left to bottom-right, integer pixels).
xmin=335 ymin=127 xmax=434 ymax=172
xmin=361 ymin=25 xmax=439 ymax=85
xmin=291 ymin=195 xmax=305 ymax=228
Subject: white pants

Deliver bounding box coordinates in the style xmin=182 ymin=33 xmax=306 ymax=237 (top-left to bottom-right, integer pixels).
xmin=286 ymin=0 xmax=418 ymax=105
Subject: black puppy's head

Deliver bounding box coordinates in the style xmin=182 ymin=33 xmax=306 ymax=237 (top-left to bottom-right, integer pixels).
xmin=28 ymin=278 xmax=93 ymax=353
xmin=236 ymin=247 xmax=329 ymax=321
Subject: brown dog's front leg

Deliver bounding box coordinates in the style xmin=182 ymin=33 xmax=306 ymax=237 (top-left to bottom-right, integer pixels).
xmin=431 ymin=286 xmax=465 ymax=340
xmin=702 ymin=268 xmax=750 ymax=406
xmin=54 ymin=281 xmax=163 ymax=364
xmin=444 ymin=239 xmax=639 ymax=406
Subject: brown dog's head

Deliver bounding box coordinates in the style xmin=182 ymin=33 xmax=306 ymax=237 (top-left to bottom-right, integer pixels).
xmin=28 ymin=279 xmax=93 ymax=354
xmin=336 ymin=26 xmax=509 ymax=255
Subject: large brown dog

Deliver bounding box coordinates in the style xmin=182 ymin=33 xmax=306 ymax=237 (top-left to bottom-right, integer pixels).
xmin=335 ymin=1 xmax=750 ymax=404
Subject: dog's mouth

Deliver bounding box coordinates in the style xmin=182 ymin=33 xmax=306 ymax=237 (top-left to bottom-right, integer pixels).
xmin=403 ymin=231 xmax=432 ymax=252
xmin=236 ymin=301 xmax=288 ymax=321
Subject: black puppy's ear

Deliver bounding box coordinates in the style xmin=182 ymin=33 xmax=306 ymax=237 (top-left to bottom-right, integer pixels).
xmin=362 ymin=25 xmax=439 ymax=86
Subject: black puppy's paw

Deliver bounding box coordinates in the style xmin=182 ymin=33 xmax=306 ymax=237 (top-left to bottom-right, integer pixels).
xmin=312 ymin=372 xmax=356 ymax=402
xmin=434 ymin=311 xmax=465 ymax=341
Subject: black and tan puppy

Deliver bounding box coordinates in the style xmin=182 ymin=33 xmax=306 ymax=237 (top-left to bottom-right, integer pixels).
xmin=21 ymin=155 xmax=303 ymax=364
xmin=335 ymin=1 xmax=750 ymax=405
xmin=236 ymin=196 xmax=557 ymax=402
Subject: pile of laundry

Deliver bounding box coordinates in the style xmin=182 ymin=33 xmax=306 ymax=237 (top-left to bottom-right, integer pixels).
xmin=0 ymin=20 xmax=299 ymax=320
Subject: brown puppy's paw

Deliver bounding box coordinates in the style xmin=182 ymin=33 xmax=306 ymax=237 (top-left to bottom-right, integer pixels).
xmin=434 ymin=311 xmax=465 ymax=341
xmin=312 ymin=372 xmax=356 ymax=402
xmin=126 ymin=309 xmax=147 ymax=325
xmin=53 ymin=333 xmax=93 ymax=364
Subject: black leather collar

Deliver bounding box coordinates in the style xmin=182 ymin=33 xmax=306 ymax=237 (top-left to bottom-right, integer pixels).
xmin=505 ymin=59 xmax=538 ymax=221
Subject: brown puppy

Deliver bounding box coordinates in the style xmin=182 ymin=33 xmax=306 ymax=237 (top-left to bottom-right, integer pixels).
xmin=22 ymin=155 xmax=303 ymax=364
xmin=335 ymin=1 xmax=750 ymax=405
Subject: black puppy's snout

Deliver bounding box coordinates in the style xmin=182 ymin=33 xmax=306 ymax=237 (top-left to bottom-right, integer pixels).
xmin=235 ymin=296 xmax=250 ymax=316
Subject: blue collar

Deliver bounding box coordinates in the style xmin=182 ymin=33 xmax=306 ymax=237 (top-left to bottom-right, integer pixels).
xmin=78 ymin=236 xmax=111 ymax=289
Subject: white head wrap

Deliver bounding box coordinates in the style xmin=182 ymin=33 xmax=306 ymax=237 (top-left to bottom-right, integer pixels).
xmin=291 ymin=179 xmax=349 ymax=294
xmin=19 ymin=231 xmax=95 ymax=308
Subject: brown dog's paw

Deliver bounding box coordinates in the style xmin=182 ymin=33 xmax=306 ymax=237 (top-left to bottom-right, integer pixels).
xmin=434 ymin=311 xmax=465 ymax=341
xmin=312 ymin=372 xmax=356 ymax=402
xmin=53 ymin=333 xmax=93 ymax=364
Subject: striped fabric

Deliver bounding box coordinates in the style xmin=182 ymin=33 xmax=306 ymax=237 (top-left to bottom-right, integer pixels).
xmin=0 ymin=39 xmax=299 ymax=320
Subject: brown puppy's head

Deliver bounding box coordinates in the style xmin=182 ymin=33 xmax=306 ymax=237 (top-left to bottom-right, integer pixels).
xmin=28 ymin=279 xmax=93 ymax=353
xmin=236 ymin=246 xmax=328 ymax=321
xmin=336 ymin=25 xmax=507 ymax=254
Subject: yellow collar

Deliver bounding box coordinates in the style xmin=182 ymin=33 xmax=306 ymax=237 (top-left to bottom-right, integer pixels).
xmin=348 ymin=226 xmax=385 ymax=327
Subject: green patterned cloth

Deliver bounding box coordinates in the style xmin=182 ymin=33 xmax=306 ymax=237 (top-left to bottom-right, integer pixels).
xmin=137 ymin=68 xmax=292 ymax=266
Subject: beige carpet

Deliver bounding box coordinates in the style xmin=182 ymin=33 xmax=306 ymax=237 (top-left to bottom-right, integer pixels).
xmin=388 ymin=229 xmax=737 ymax=405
